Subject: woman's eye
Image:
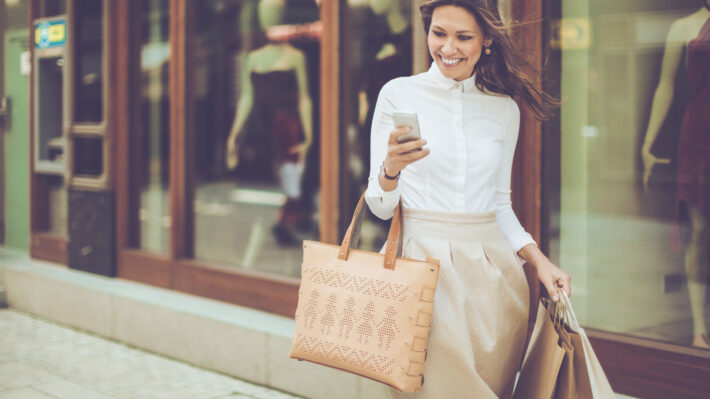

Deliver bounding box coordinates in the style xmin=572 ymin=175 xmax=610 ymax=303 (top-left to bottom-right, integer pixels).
xmin=433 ymin=31 xmax=445 ymax=37
xmin=458 ymin=35 xmax=472 ymax=41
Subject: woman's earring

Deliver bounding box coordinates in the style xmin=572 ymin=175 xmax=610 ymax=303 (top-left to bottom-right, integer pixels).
xmin=485 ymin=46 xmax=491 ymax=55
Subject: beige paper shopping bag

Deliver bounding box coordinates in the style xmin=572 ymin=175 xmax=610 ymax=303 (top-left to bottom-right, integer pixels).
xmin=513 ymin=299 xmax=566 ymax=399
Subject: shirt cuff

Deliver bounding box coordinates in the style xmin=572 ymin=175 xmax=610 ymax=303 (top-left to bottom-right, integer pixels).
xmin=364 ymin=176 xmax=401 ymax=220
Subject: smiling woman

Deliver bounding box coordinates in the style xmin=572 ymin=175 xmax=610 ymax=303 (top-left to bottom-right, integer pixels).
xmin=363 ymin=0 xmax=565 ymax=397
xmin=420 ymin=0 xmax=558 ymax=120
xmin=427 ymin=5 xmax=489 ymax=82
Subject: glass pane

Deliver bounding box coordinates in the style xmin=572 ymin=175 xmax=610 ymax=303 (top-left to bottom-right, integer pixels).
xmin=189 ymin=0 xmax=320 ymax=277
xmin=131 ymin=0 xmax=170 ymax=254
xmin=39 ymin=0 xmax=67 ymax=17
xmin=36 ymin=56 xmax=65 ymax=168
xmin=74 ymin=0 xmax=103 ymax=122
xmin=73 ymin=137 xmax=103 ymax=176
xmin=47 ymin=175 xmax=67 ymax=235
xmin=6 ymin=0 xmax=29 ymax=30
xmin=543 ymin=0 xmax=710 ymax=350
xmin=340 ymin=0 xmax=413 ymax=250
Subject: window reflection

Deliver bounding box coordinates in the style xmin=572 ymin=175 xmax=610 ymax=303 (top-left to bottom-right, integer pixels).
xmin=543 ymin=0 xmax=710 ymax=350
xmin=131 ymin=0 xmax=170 ymax=254
xmin=341 ymin=0 xmax=412 ymax=251
xmin=190 ymin=0 xmax=320 ymax=276
xmin=39 ymin=0 xmax=66 ymax=17
xmin=74 ymin=0 xmax=103 ymax=122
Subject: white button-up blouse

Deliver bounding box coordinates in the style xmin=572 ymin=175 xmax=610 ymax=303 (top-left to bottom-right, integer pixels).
xmin=365 ymin=63 xmax=536 ymax=252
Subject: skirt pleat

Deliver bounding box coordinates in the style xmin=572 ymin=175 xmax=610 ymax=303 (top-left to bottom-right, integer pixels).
xmin=389 ymin=209 xmax=530 ymax=399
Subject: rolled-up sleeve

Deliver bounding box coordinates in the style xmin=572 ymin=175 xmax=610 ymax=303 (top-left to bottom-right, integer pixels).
xmin=494 ymin=100 xmax=537 ymax=252
xmin=365 ymin=80 xmax=401 ymax=220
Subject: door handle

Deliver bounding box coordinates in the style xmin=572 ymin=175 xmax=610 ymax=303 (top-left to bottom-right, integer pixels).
xmin=0 ymin=96 xmax=10 ymax=130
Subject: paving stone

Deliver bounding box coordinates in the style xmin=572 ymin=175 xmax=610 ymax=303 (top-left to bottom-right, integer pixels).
xmin=0 ymin=309 xmax=303 ymax=399
xmin=34 ymin=378 xmax=112 ymax=399
xmin=0 ymin=362 xmax=62 ymax=389
xmin=0 ymin=387 xmax=56 ymax=399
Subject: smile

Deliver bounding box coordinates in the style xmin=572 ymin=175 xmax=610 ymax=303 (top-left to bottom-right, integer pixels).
xmin=439 ymin=55 xmax=464 ymax=66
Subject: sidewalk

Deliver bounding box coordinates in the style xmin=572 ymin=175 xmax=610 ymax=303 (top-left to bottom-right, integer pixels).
xmin=0 ymin=309 xmax=303 ymax=399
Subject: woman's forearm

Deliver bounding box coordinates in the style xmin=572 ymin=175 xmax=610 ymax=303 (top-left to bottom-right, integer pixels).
xmin=517 ymin=243 xmax=550 ymax=269
xmin=378 ymin=167 xmax=399 ymax=192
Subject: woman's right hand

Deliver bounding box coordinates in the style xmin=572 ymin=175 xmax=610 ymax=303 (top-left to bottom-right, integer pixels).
xmin=382 ymin=126 xmax=430 ymax=176
xmin=641 ymin=146 xmax=670 ymax=192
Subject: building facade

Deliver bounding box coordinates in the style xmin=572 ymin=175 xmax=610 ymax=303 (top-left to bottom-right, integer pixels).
xmin=2 ymin=0 xmax=710 ymax=397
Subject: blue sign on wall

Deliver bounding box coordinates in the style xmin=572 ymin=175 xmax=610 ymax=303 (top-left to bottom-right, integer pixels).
xmin=34 ymin=19 xmax=67 ymax=49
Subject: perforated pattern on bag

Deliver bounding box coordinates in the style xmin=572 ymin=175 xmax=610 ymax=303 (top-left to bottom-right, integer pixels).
xmin=306 ymin=269 xmax=409 ymax=302
xmin=378 ymin=306 xmax=399 ymax=351
xmin=293 ymin=295 xmax=408 ymax=375
xmin=291 ymin=242 xmax=440 ymax=393
xmin=293 ymin=334 xmax=396 ymax=375
xmin=338 ymin=297 xmax=357 ymax=340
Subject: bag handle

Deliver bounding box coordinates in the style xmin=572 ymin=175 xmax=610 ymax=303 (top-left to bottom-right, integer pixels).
xmin=558 ymin=289 xmax=580 ymax=329
xmin=338 ymin=192 xmax=403 ymax=270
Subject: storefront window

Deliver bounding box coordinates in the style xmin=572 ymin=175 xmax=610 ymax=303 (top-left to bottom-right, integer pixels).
xmin=543 ymin=0 xmax=710 ymax=349
xmin=73 ymin=0 xmax=103 ymax=123
xmin=131 ymin=0 xmax=170 ymax=254
xmin=5 ymin=0 xmax=29 ymax=30
xmin=39 ymin=0 xmax=66 ymax=17
xmin=340 ymin=0 xmax=413 ymax=251
xmin=189 ymin=0 xmax=320 ymax=276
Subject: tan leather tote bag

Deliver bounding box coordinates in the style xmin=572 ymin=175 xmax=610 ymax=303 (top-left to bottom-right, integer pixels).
xmin=290 ymin=193 xmax=440 ymax=392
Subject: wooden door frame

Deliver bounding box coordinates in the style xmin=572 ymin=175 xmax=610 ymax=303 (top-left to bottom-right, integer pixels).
xmin=28 ymin=0 xmax=67 ymax=265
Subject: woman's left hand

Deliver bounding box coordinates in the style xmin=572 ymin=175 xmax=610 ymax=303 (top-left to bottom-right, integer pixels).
xmin=535 ymin=260 xmax=571 ymax=302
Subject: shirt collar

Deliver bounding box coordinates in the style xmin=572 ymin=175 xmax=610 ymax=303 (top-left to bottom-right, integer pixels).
xmin=426 ymin=62 xmax=478 ymax=93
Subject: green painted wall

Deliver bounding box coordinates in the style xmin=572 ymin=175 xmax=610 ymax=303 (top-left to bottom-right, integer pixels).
xmin=3 ymin=29 xmax=30 ymax=250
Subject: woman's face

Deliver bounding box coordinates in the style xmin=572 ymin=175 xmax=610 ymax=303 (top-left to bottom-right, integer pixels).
xmin=427 ymin=5 xmax=488 ymax=82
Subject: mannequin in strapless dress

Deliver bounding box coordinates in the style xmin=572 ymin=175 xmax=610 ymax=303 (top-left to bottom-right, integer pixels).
xmin=225 ymin=0 xmax=313 ymax=246
xmin=641 ymin=2 xmax=710 ymax=350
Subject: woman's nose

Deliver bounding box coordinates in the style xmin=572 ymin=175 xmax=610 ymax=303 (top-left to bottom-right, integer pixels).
xmin=441 ymin=39 xmax=456 ymax=55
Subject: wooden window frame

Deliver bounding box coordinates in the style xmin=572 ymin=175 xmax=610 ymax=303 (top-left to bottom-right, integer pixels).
xmin=28 ymin=0 xmax=111 ymax=264
xmin=112 ymin=0 xmax=336 ymax=318
xmin=512 ymin=1 xmax=710 ymax=397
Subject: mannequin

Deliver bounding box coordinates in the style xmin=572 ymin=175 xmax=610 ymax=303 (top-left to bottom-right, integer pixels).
xmin=226 ymin=0 xmax=313 ymax=245
xmin=641 ymin=1 xmax=710 ymax=349
xmin=350 ymin=0 xmax=411 ymax=249
xmin=358 ymin=0 xmax=411 ymax=178
xmin=368 ymin=0 xmax=409 ymax=60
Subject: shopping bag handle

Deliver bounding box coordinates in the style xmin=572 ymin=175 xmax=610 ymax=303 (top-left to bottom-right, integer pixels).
xmin=558 ymin=289 xmax=580 ymax=328
xmin=338 ymin=192 xmax=403 ymax=270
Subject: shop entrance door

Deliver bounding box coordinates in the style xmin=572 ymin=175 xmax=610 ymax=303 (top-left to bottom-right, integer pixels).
xmin=2 ymin=30 xmax=31 ymax=250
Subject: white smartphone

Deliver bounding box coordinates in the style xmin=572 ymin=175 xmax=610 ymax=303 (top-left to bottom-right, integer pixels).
xmin=392 ymin=110 xmax=422 ymax=143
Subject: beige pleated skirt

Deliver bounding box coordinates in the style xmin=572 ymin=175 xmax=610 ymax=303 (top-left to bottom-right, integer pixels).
xmin=389 ymin=209 xmax=530 ymax=399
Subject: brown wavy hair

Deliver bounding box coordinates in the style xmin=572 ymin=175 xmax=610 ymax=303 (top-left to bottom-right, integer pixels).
xmin=420 ymin=0 xmax=559 ymax=120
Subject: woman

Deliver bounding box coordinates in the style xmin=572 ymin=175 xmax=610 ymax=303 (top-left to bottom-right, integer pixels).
xmin=364 ymin=1 xmax=570 ymax=397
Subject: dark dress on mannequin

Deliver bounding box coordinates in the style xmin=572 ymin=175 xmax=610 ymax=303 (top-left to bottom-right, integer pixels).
xmin=236 ymin=69 xmax=307 ymax=245
xmin=363 ymin=24 xmax=413 ymax=152
xmin=676 ymin=17 xmax=710 ymax=231
xmin=235 ymin=69 xmax=305 ymax=182
xmin=354 ymin=21 xmax=412 ymax=197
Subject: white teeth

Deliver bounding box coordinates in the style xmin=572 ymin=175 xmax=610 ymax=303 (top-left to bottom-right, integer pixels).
xmin=441 ymin=56 xmax=462 ymax=65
